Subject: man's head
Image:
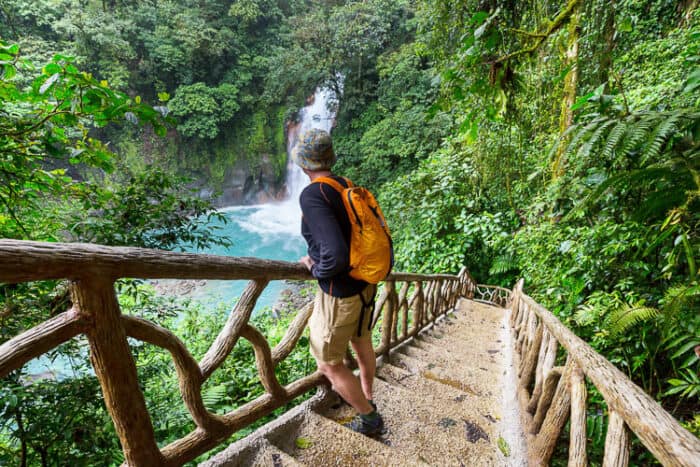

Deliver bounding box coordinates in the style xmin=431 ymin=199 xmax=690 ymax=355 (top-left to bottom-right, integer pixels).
xmin=292 ymin=128 xmax=336 ymax=171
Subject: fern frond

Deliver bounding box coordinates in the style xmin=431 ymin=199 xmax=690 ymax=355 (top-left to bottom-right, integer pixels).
xmin=605 ymin=302 xmax=659 ymax=337
xmin=489 ymin=253 xmax=518 ymax=275
xmin=643 ymin=113 xmax=683 ymax=164
xmin=662 ymin=283 xmax=700 ymax=316
xmin=620 ymin=113 xmax=657 ymax=157
xmin=574 ymin=303 xmax=601 ymax=326
xmin=602 ymin=120 xmax=629 ymax=159
xmin=577 ymin=118 xmax=617 ymax=160
xmin=566 ymin=116 xmax=608 ymax=155
xmin=201 ymin=383 xmax=229 ymax=408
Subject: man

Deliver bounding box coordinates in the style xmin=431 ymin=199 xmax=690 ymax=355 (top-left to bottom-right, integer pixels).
xmin=292 ymin=128 xmax=384 ymax=436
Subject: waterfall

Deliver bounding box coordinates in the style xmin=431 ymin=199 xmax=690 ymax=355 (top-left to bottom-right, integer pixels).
xmin=285 ymin=87 xmax=339 ymax=200
xmin=234 ymin=87 xmax=339 ymax=239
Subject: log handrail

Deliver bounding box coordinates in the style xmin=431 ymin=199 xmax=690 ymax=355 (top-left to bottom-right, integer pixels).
xmin=0 ymin=239 xmax=475 ymax=466
xmin=474 ymin=283 xmax=512 ymax=307
xmin=509 ymin=279 xmax=700 ymax=466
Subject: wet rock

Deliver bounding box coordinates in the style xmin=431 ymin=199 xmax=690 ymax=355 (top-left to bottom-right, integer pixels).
xmin=463 ymin=420 xmax=489 ymax=443
xmin=438 ymin=418 xmax=457 ymax=429
xmin=272 ymin=280 xmax=315 ymax=317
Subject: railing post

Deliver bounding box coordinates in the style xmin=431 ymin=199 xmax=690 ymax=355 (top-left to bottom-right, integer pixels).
xmin=410 ymin=281 xmax=424 ymax=335
xmin=399 ymin=281 xmax=409 ymax=341
xmin=381 ymin=280 xmax=396 ymax=361
xmin=510 ymin=279 xmax=524 ymax=327
xmin=71 ymin=278 xmax=164 ymax=466
xmin=603 ymin=410 xmax=630 ymax=467
xmin=532 ymin=360 xmax=573 ymax=463
xmin=569 ymin=363 xmax=587 ymax=466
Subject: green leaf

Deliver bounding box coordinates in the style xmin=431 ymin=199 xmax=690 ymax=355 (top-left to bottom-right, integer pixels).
xmin=3 ymin=64 xmax=16 ymax=79
xmin=497 ymin=436 xmax=510 ymax=457
xmin=43 ymin=63 xmax=61 ymax=75
xmin=671 ymin=340 xmax=700 ymax=360
xmin=570 ymin=91 xmax=595 ymax=111
xmin=618 ymin=17 xmax=633 ymax=32
xmin=295 ymin=437 xmax=313 ymax=449
xmin=158 ymin=92 xmax=170 ymax=102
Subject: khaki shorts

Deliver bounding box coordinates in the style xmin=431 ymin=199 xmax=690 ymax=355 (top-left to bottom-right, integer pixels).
xmin=308 ymin=285 xmax=376 ymax=365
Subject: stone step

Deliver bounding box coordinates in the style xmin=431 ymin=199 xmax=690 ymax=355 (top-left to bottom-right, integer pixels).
xmin=428 ymin=305 xmax=506 ymax=338
xmin=387 ymin=351 xmax=497 ymax=417
xmin=419 ymin=331 xmax=508 ymax=360
xmin=266 ymin=411 xmax=422 ymax=466
xmin=395 ymin=341 xmax=500 ymax=396
xmin=249 ymin=440 xmax=307 ymax=467
xmin=409 ymin=335 xmax=506 ymax=378
xmin=320 ymin=377 xmax=506 ymax=466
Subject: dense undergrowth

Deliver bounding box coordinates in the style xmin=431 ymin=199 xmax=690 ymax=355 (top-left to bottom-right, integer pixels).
xmin=1 ymin=0 xmax=698 ymax=464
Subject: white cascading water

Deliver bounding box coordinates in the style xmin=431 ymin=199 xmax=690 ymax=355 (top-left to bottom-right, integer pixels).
xmin=285 ymin=87 xmax=338 ymax=198
xmin=233 ymin=87 xmax=339 ymax=241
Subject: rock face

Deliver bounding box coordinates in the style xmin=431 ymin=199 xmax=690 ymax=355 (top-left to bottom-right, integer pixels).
xmin=210 ymin=153 xmax=287 ymax=207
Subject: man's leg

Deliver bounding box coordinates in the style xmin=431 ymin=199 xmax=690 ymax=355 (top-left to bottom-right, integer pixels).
xmin=350 ymin=338 xmax=375 ymax=402
xmin=317 ymin=361 xmax=373 ymax=414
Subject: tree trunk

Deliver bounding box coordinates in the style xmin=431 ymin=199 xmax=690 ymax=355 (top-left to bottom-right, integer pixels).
xmin=551 ymin=3 xmax=581 ymax=180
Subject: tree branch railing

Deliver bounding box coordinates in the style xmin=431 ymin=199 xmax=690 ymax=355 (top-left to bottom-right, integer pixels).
xmin=508 ymin=279 xmax=700 ymax=466
xmin=0 ymin=240 xmax=476 ymax=466
xmin=474 ymin=284 xmax=512 ymax=307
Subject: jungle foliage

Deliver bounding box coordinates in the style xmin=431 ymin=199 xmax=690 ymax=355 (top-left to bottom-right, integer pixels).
xmin=1 ymin=0 xmax=699 ymax=464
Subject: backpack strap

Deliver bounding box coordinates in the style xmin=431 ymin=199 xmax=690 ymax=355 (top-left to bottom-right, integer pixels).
xmin=313 ymin=176 xmax=372 ymax=334
xmin=313 ymin=176 xmax=353 ymax=194
xmin=357 ymin=289 xmax=376 ymax=337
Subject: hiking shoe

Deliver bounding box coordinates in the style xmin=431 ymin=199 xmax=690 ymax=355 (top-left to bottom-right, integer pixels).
xmin=344 ymin=411 xmax=384 ymax=436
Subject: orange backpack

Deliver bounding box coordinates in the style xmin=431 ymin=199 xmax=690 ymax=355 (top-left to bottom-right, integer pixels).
xmin=314 ymin=176 xmax=394 ymax=284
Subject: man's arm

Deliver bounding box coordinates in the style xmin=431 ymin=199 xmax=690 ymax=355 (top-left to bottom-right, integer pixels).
xmin=300 ymin=186 xmax=349 ymax=279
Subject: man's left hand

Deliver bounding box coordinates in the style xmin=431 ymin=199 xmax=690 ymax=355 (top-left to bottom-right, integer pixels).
xmin=300 ymin=255 xmax=315 ymax=271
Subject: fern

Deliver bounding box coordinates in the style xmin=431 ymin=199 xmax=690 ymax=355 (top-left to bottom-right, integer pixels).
xmin=573 ymin=303 xmax=601 ymax=326
xmin=577 ymin=118 xmax=616 ymax=160
xmin=662 ymin=283 xmax=700 ymax=316
xmin=619 ymin=113 xmax=657 ymax=158
xmin=201 ymin=383 xmax=229 ymax=408
xmin=489 ymin=252 xmax=518 ymax=275
xmin=566 ymin=116 xmax=608 ymax=155
xmin=602 ymin=120 xmax=628 ymax=158
xmin=567 ymin=109 xmax=699 ymax=167
xmin=643 ymin=112 xmax=682 ymax=164
xmin=604 ymin=301 xmax=659 ymax=337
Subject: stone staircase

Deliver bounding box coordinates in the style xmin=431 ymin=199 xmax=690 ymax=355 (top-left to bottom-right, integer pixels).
xmin=202 ymin=299 xmax=527 ymax=466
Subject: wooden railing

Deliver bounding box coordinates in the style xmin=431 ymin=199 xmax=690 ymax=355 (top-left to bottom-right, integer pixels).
xmin=509 ymin=279 xmax=700 ymax=466
xmin=0 ymin=239 xmax=475 ymax=466
xmin=474 ymin=284 xmax=512 ymax=307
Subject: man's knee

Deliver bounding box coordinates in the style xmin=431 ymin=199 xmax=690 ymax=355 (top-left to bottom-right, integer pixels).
xmin=317 ymin=360 xmax=345 ymax=377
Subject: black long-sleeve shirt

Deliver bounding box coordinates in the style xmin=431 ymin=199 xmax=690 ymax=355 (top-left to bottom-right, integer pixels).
xmin=300 ymin=175 xmax=367 ymax=298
